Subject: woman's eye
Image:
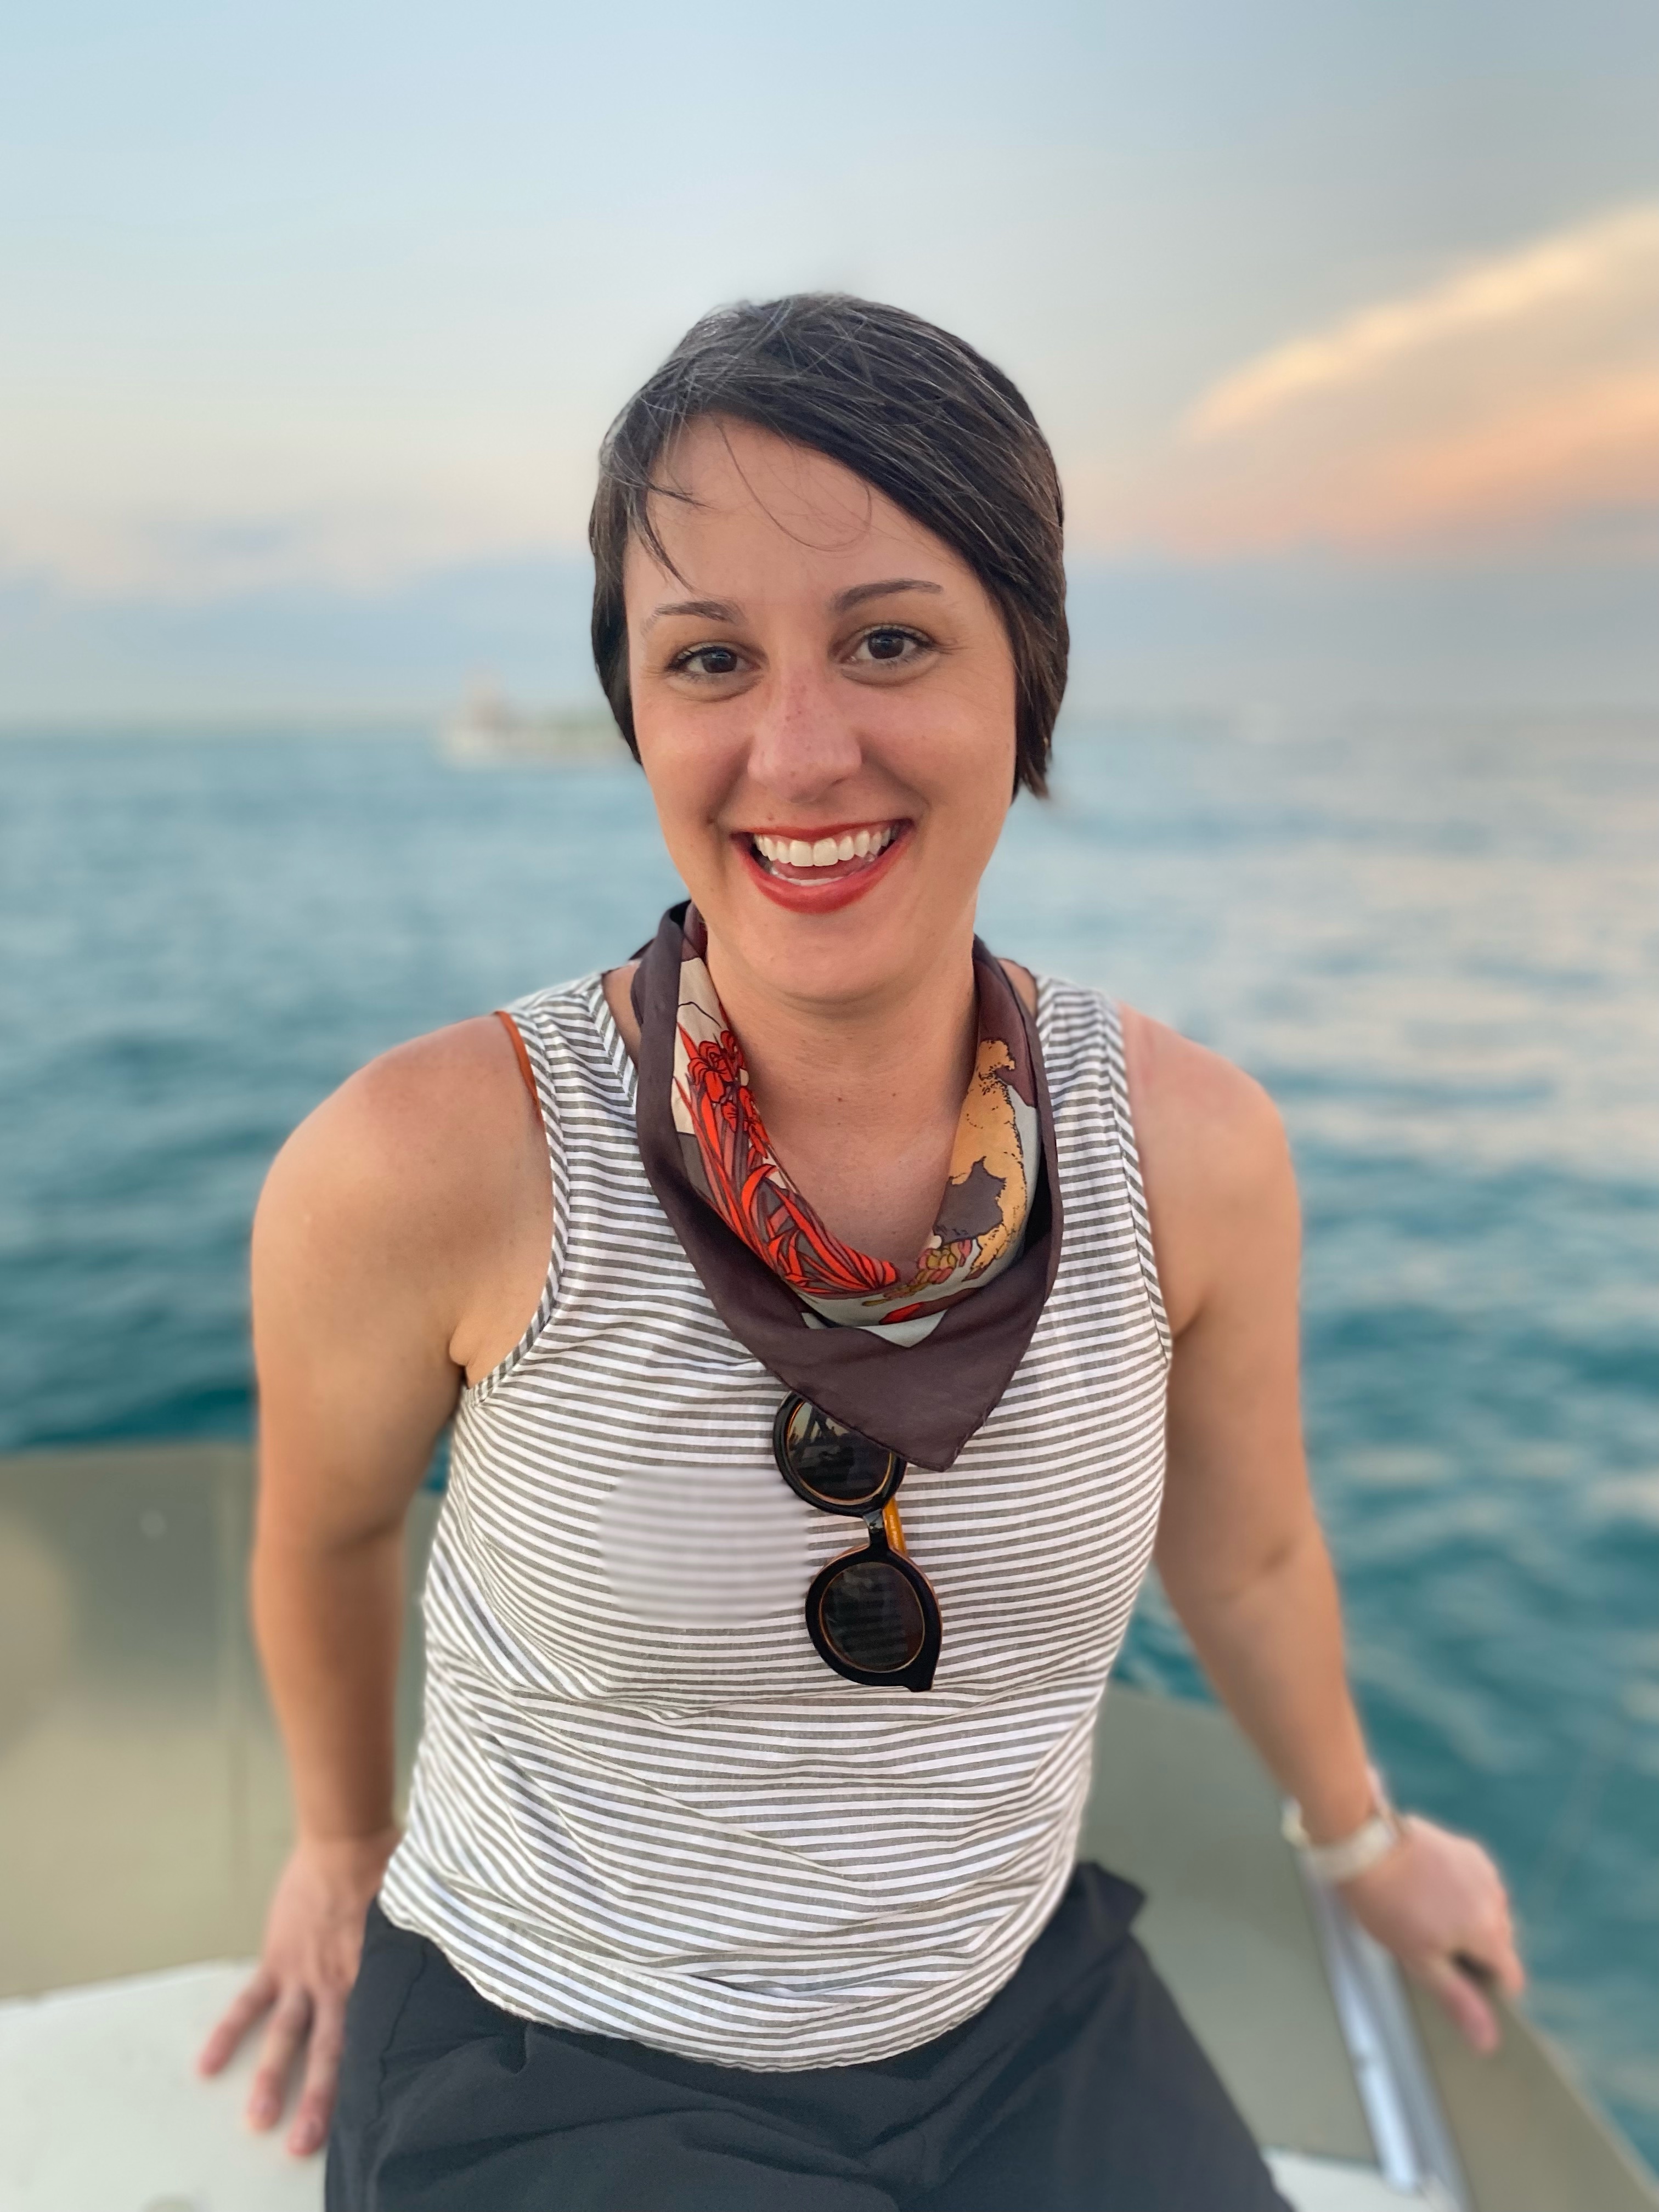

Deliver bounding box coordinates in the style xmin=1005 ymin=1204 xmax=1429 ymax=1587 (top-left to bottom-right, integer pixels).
xmin=674 ymin=644 xmax=743 ymax=679
xmin=853 ymin=627 xmax=927 ymax=666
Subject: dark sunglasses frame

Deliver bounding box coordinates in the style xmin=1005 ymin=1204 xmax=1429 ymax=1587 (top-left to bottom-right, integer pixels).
xmin=771 ymin=1393 xmax=942 ymax=1693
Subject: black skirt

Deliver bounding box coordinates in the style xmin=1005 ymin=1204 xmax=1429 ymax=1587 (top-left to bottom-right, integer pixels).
xmin=328 ymin=1864 xmax=1290 ymax=2211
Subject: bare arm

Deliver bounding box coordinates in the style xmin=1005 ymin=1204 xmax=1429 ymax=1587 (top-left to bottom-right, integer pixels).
xmin=1124 ymin=1007 xmax=1523 ymax=2051
xmin=198 ymin=1015 xmax=549 ymax=2153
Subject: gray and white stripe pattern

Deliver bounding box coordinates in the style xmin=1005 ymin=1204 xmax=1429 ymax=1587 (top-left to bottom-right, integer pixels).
xmin=380 ymin=972 xmax=1171 ymax=2069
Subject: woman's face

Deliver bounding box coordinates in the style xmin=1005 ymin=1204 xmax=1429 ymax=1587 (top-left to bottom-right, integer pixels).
xmin=623 ymin=417 xmax=1019 ymax=1010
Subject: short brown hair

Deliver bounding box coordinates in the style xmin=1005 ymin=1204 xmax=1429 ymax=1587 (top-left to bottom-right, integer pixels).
xmin=589 ymin=294 xmax=1068 ymax=797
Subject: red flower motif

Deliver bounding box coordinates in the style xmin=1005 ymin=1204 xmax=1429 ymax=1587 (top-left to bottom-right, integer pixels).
xmin=677 ymin=1021 xmax=900 ymax=1299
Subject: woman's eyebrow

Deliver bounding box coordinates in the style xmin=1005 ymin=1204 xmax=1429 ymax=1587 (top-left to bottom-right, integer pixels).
xmin=645 ymin=578 xmax=943 ymax=630
xmin=832 ymin=578 xmax=944 ymax=613
xmin=646 ymin=597 xmax=740 ymax=630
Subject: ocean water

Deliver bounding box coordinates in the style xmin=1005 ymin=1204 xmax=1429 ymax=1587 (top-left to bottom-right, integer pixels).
xmin=1 ymin=718 xmax=1655 ymax=2158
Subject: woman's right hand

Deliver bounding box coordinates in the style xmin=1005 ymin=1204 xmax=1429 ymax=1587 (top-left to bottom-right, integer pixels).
xmin=196 ymin=1827 xmax=399 ymax=2157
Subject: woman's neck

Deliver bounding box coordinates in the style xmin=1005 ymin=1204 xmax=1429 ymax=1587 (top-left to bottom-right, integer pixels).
xmin=707 ymin=925 xmax=980 ymax=1269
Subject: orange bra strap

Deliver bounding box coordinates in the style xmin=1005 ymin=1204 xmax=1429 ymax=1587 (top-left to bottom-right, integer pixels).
xmin=494 ymin=1009 xmax=544 ymax=1130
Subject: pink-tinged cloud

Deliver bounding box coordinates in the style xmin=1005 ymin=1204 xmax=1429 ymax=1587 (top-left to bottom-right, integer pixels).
xmin=1099 ymin=205 xmax=1659 ymax=557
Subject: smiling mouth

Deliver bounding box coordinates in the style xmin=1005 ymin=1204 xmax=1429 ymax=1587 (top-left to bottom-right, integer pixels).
xmin=746 ymin=822 xmax=904 ymax=883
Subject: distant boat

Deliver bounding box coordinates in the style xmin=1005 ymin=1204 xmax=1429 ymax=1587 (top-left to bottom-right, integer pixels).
xmin=439 ymin=685 xmax=620 ymax=765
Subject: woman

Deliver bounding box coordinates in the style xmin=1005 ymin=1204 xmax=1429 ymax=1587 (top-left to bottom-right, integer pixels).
xmin=201 ymin=295 xmax=1523 ymax=2209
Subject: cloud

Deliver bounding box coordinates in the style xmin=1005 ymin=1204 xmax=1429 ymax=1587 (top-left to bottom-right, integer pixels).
xmin=10 ymin=202 xmax=1657 ymax=595
xmin=1095 ymin=204 xmax=1659 ymax=557
xmin=1186 ymin=205 xmax=1659 ymax=438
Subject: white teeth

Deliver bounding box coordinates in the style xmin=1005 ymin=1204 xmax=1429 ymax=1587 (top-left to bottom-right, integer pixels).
xmin=751 ymin=825 xmax=900 ymax=870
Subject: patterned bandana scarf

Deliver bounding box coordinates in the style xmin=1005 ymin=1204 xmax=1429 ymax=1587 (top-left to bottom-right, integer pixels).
xmin=630 ymin=904 xmax=1063 ymax=1470
xmin=670 ymin=908 xmax=1039 ymax=1346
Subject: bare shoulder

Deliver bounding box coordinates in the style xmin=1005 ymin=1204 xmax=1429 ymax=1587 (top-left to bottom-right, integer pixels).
xmin=266 ymin=1015 xmax=529 ymax=1212
xmin=256 ymin=1015 xmax=544 ymax=1339
xmin=1116 ymin=1005 xmax=1296 ymax=1335
xmin=1117 ymin=1005 xmax=1286 ymax=1177
xmin=250 ymin=1019 xmax=550 ymax=1534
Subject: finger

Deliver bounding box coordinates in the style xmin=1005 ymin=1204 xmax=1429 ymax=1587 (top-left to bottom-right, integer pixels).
xmin=287 ymin=1995 xmax=347 ymax=2157
xmin=246 ymin=1986 xmax=313 ymax=2132
xmin=1423 ymin=1954 xmax=1499 ymax=2054
xmin=197 ymin=1966 xmax=278 ymax=2076
xmin=1459 ymin=1925 xmax=1526 ymax=2003
xmin=1484 ymin=1894 xmax=1525 ymax=1997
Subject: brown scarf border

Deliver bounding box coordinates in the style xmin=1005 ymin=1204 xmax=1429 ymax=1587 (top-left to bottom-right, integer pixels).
xmin=630 ymin=902 xmax=1064 ymax=1471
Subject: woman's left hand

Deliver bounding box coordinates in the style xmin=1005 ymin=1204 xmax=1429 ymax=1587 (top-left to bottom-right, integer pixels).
xmin=1338 ymin=1814 xmax=1525 ymax=2053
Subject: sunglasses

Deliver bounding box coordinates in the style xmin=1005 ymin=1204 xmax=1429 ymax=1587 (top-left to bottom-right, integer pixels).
xmin=771 ymin=1393 xmax=941 ymax=1692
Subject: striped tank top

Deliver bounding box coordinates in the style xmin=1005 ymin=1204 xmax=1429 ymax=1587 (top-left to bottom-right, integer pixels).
xmin=379 ymin=969 xmax=1171 ymax=2069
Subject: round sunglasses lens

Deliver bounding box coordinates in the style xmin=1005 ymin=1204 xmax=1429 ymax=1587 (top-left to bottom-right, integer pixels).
xmin=819 ymin=1560 xmax=926 ymax=1674
xmin=781 ymin=1400 xmax=896 ymax=1507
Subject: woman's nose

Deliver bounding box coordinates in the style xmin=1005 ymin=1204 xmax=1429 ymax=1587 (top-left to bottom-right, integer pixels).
xmin=743 ymin=664 xmax=864 ymax=800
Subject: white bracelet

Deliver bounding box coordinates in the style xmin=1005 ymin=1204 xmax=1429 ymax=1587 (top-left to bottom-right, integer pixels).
xmin=1282 ymin=1770 xmax=1406 ymax=1884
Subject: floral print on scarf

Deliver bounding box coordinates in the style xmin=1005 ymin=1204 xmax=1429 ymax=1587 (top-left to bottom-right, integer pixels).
xmin=670 ymin=912 xmax=1040 ymax=1345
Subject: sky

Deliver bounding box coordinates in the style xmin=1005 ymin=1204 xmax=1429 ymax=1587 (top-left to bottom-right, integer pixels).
xmin=3 ymin=0 xmax=1656 ymax=718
